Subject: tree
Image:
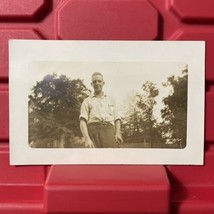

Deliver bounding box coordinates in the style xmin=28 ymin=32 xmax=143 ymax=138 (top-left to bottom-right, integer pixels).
xmin=122 ymin=81 xmax=161 ymax=147
xmin=29 ymin=73 xmax=90 ymax=148
xmin=161 ymin=67 xmax=188 ymax=148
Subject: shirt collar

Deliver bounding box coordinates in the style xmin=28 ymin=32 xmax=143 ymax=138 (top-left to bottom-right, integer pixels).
xmin=90 ymin=92 xmax=107 ymax=98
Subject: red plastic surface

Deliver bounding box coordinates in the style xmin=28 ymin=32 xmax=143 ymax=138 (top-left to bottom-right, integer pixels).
xmin=0 ymin=0 xmax=46 ymax=20
xmin=57 ymin=0 xmax=159 ymax=40
xmin=0 ymin=0 xmax=213 ymax=213
xmin=0 ymin=144 xmax=45 ymax=213
xmin=206 ymin=90 xmax=214 ymax=142
xmin=0 ymin=84 xmax=8 ymax=141
xmin=167 ymin=146 xmax=214 ymax=213
xmin=169 ymin=0 xmax=214 ymax=22
xmin=45 ymin=165 xmax=170 ymax=213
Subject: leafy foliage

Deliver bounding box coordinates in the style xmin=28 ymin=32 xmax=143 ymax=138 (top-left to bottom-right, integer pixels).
xmin=29 ymin=68 xmax=188 ymax=149
xmin=122 ymin=81 xmax=163 ymax=146
xmin=29 ymin=73 xmax=90 ymax=148
xmin=121 ymin=67 xmax=188 ymax=149
xmin=161 ymin=68 xmax=188 ymax=148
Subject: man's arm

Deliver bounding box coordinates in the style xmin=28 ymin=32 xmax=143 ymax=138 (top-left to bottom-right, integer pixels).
xmin=115 ymin=119 xmax=123 ymax=144
xmin=80 ymin=118 xmax=94 ymax=148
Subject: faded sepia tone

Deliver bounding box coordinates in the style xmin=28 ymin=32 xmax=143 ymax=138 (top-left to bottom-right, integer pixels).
xmin=28 ymin=62 xmax=188 ymax=149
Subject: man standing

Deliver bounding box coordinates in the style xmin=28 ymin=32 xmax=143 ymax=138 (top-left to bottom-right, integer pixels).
xmin=79 ymin=72 xmax=123 ymax=148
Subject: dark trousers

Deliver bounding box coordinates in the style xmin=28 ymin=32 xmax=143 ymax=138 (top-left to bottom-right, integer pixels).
xmin=88 ymin=123 xmax=119 ymax=148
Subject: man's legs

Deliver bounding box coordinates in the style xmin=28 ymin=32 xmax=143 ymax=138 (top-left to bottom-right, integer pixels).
xmin=88 ymin=123 xmax=118 ymax=148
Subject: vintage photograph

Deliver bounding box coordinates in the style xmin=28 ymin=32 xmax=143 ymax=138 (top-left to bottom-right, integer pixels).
xmin=9 ymin=40 xmax=204 ymax=165
xmin=28 ymin=61 xmax=188 ymax=149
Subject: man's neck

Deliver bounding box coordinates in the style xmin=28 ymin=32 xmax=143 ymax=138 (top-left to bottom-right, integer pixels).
xmin=94 ymin=91 xmax=104 ymax=98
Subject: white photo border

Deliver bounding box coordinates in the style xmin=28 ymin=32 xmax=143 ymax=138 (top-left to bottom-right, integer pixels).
xmin=9 ymin=40 xmax=205 ymax=165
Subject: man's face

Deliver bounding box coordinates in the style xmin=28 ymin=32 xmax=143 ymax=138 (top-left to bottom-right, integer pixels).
xmin=91 ymin=74 xmax=105 ymax=94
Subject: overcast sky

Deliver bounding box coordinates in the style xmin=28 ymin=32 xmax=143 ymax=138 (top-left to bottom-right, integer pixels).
xmin=29 ymin=61 xmax=187 ymax=121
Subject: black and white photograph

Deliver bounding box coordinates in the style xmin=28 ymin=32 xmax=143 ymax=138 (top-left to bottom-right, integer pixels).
xmin=9 ymin=40 xmax=204 ymax=165
xmin=28 ymin=61 xmax=188 ymax=149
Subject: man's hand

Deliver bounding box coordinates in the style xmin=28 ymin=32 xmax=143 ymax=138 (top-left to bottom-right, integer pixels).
xmin=115 ymin=132 xmax=123 ymax=144
xmin=80 ymin=119 xmax=95 ymax=148
xmin=115 ymin=119 xmax=123 ymax=144
xmin=85 ymin=138 xmax=95 ymax=148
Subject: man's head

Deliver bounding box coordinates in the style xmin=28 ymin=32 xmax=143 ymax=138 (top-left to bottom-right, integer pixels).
xmin=91 ymin=72 xmax=105 ymax=95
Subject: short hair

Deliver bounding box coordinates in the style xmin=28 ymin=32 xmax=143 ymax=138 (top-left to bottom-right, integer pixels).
xmin=91 ymin=72 xmax=103 ymax=78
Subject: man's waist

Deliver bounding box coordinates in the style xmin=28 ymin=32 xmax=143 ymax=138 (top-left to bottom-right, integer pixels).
xmin=88 ymin=121 xmax=113 ymax=126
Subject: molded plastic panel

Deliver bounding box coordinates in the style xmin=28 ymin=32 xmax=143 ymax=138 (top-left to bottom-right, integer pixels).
xmin=44 ymin=165 xmax=170 ymax=214
xmin=0 ymin=0 xmax=213 ymax=213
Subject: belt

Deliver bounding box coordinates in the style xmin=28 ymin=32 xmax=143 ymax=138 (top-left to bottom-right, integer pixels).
xmin=88 ymin=122 xmax=113 ymax=126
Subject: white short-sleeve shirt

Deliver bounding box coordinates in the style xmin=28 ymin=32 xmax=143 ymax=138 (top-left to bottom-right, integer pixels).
xmin=80 ymin=94 xmax=120 ymax=126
